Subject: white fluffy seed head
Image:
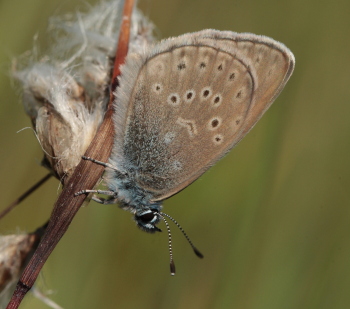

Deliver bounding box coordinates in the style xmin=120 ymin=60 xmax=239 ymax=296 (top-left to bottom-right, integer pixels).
xmin=0 ymin=233 xmax=38 ymax=306
xmin=12 ymin=0 xmax=156 ymax=183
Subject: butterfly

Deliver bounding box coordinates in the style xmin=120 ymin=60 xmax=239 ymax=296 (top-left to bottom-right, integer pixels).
xmin=76 ymin=29 xmax=295 ymax=274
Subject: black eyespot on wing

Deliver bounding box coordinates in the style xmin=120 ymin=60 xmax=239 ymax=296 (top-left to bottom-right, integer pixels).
xmin=211 ymin=119 xmax=219 ymax=128
xmin=203 ymin=90 xmax=210 ymax=98
xmin=178 ymin=62 xmax=186 ymax=70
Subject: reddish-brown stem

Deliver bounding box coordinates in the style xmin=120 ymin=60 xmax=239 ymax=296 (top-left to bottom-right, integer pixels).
xmin=110 ymin=0 xmax=134 ymax=97
xmin=0 ymin=173 xmax=52 ymax=220
xmin=6 ymin=0 xmax=134 ymax=308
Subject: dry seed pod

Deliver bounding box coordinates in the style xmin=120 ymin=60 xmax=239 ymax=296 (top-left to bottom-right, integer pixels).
xmin=0 ymin=226 xmax=45 ymax=307
xmin=13 ymin=0 xmax=156 ymax=184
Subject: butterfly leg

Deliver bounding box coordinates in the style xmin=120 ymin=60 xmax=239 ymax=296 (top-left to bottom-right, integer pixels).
xmin=82 ymin=156 xmax=118 ymax=170
xmin=76 ymin=156 xmax=124 ymax=204
xmin=82 ymin=156 xmax=127 ymax=178
xmin=75 ymin=189 xmax=117 ymax=204
xmin=91 ymin=196 xmax=117 ymax=205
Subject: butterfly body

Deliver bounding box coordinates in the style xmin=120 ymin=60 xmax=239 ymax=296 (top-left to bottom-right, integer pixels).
xmin=103 ymin=165 xmax=164 ymax=232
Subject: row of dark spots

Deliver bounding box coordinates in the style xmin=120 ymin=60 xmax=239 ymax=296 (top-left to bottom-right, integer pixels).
xmin=168 ymin=91 xmax=195 ymax=105
xmin=177 ymin=62 xmax=207 ymax=70
xmin=201 ymin=63 xmax=224 ymax=71
xmin=153 ymin=83 xmax=241 ymax=101
xmin=203 ymin=88 xmax=241 ymax=101
xmin=168 ymin=89 xmax=240 ymax=106
xmin=202 ymin=88 xmax=221 ymax=105
xmin=178 ymin=62 xmax=221 ymax=70
xmin=177 ymin=61 xmax=236 ymax=81
xmin=211 ymin=117 xmax=243 ymax=131
xmin=168 ymin=89 xmax=221 ymax=105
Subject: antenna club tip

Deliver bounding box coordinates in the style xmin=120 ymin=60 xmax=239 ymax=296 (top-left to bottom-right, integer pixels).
xmin=170 ymin=260 xmax=176 ymax=275
xmin=194 ymin=248 xmax=204 ymax=259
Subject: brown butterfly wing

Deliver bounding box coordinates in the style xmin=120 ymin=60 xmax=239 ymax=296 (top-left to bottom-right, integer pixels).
xmin=112 ymin=30 xmax=294 ymax=201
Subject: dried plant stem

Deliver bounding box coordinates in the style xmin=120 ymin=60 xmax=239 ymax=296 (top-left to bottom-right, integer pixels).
xmin=111 ymin=0 xmax=133 ymax=97
xmin=6 ymin=0 xmax=135 ymax=308
xmin=0 ymin=173 xmax=52 ymax=220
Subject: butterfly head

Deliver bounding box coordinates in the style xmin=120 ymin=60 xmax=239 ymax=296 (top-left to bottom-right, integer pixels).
xmin=134 ymin=206 xmax=162 ymax=233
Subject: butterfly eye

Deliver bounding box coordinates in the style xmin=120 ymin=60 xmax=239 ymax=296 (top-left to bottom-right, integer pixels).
xmin=138 ymin=212 xmax=156 ymax=223
xmin=135 ymin=210 xmax=162 ymax=233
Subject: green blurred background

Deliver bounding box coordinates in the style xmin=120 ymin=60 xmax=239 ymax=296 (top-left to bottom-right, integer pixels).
xmin=1 ymin=0 xmax=350 ymax=308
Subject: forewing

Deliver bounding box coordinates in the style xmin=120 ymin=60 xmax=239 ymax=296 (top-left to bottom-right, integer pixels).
xmin=112 ymin=29 xmax=294 ymax=201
